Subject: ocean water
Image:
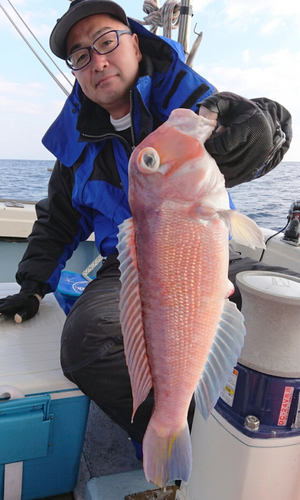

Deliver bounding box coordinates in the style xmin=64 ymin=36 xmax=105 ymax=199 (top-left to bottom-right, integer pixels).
xmin=0 ymin=159 xmax=299 ymax=232
xmin=229 ymin=161 xmax=300 ymax=231
xmin=0 ymin=159 xmax=54 ymax=202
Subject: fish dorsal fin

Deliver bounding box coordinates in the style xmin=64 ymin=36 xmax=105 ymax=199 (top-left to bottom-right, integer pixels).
xmin=117 ymin=217 xmax=153 ymax=419
xmin=195 ymin=299 xmax=246 ymax=421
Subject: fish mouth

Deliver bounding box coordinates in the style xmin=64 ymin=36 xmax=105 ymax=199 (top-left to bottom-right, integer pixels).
xmin=168 ymin=109 xmax=217 ymax=144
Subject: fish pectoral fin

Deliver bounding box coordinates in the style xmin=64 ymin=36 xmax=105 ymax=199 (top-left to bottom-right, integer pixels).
xmin=219 ymin=209 xmax=266 ymax=249
xmin=143 ymin=422 xmax=192 ymax=488
xmin=195 ymin=299 xmax=246 ymax=421
xmin=117 ymin=217 xmax=153 ymax=418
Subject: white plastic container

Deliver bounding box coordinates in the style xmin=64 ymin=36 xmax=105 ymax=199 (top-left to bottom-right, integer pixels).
xmin=0 ymin=283 xmax=90 ymax=500
xmin=177 ymin=409 xmax=300 ymax=500
xmin=237 ymin=271 xmax=300 ymax=377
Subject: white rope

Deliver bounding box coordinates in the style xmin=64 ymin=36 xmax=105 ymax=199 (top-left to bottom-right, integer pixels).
xmin=142 ymin=0 xmax=180 ymax=38
xmin=81 ymin=254 xmax=103 ymax=282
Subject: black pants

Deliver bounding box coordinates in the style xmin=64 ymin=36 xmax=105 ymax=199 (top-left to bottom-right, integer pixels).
xmin=61 ymin=254 xmax=194 ymax=444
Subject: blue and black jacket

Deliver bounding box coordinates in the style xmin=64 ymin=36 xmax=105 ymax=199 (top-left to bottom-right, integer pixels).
xmin=16 ymin=19 xmax=216 ymax=297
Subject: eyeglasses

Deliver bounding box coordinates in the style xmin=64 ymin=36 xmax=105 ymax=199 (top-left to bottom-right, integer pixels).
xmin=66 ymin=29 xmax=132 ymax=71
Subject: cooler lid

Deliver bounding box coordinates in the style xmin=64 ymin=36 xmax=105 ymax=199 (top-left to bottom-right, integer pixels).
xmin=0 ymin=283 xmax=79 ymax=397
xmin=236 ymin=271 xmax=300 ymax=303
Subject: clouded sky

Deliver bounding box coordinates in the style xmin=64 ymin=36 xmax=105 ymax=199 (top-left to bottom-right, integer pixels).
xmin=0 ymin=0 xmax=299 ymax=161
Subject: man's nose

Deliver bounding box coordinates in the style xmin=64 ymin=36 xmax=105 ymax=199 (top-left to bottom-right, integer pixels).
xmin=90 ymin=49 xmax=109 ymax=71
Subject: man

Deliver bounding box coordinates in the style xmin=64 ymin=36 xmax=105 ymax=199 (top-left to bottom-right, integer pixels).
xmin=0 ymin=0 xmax=292 ymax=444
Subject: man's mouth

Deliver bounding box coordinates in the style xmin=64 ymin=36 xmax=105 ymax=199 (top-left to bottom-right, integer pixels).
xmin=96 ymin=75 xmax=116 ymax=87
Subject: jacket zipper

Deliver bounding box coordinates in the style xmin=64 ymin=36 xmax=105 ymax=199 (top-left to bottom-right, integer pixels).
xmin=81 ymin=91 xmax=136 ymax=153
xmin=129 ymin=90 xmax=135 ymax=150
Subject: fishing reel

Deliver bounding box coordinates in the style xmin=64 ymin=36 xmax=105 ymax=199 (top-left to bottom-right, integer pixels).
xmin=282 ymin=200 xmax=300 ymax=246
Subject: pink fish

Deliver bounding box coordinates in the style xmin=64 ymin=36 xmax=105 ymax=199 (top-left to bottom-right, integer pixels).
xmin=117 ymin=108 xmax=265 ymax=487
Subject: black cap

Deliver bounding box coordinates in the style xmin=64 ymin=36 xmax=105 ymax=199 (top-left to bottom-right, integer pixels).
xmin=50 ymin=0 xmax=129 ymax=59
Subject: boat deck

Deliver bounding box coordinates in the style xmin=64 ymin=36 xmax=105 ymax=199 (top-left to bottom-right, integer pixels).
xmin=74 ymin=401 xmax=143 ymax=500
xmin=73 ymin=402 xmax=177 ymax=500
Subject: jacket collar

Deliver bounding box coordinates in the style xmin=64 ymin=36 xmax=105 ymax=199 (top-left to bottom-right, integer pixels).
xmin=76 ymin=93 xmax=115 ymax=140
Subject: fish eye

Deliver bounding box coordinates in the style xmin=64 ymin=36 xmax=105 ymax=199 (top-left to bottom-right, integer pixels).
xmin=138 ymin=147 xmax=160 ymax=173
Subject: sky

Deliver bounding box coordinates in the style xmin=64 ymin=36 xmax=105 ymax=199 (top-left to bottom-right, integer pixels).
xmin=0 ymin=0 xmax=299 ymax=161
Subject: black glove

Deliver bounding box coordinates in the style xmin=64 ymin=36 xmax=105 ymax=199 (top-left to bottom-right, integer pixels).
xmin=199 ymin=92 xmax=292 ymax=188
xmin=0 ymin=291 xmax=41 ymax=323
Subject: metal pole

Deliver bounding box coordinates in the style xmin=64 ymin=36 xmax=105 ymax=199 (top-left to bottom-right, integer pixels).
xmin=186 ymin=25 xmax=203 ymax=67
xmin=177 ymin=0 xmax=193 ymax=58
xmin=153 ymin=0 xmax=160 ymax=35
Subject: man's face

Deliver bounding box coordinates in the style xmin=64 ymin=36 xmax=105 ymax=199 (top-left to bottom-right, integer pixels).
xmin=66 ymin=14 xmax=142 ymax=119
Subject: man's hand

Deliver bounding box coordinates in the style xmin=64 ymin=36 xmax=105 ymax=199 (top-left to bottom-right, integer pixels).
xmin=198 ymin=91 xmax=290 ymax=187
xmin=0 ymin=292 xmax=41 ymax=323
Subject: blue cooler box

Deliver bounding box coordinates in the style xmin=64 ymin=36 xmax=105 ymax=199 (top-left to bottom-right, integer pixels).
xmin=0 ymin=283 xmax=90 ymax=500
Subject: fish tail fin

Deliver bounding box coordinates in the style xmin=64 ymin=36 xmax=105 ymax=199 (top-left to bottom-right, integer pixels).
xmin=195 ymin=299 xmax=246 ymax=421
xmin=143 ymin=421 xmax=192 ymax=488
xmin=218 ymin=209 xmax=265 ymax=249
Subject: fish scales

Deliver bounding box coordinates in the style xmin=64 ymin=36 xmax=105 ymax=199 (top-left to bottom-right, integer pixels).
xmin=117 ymin=108 xmax=265 ymax=488
xmin=136 ymin=208 xmax=228 ymax=379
